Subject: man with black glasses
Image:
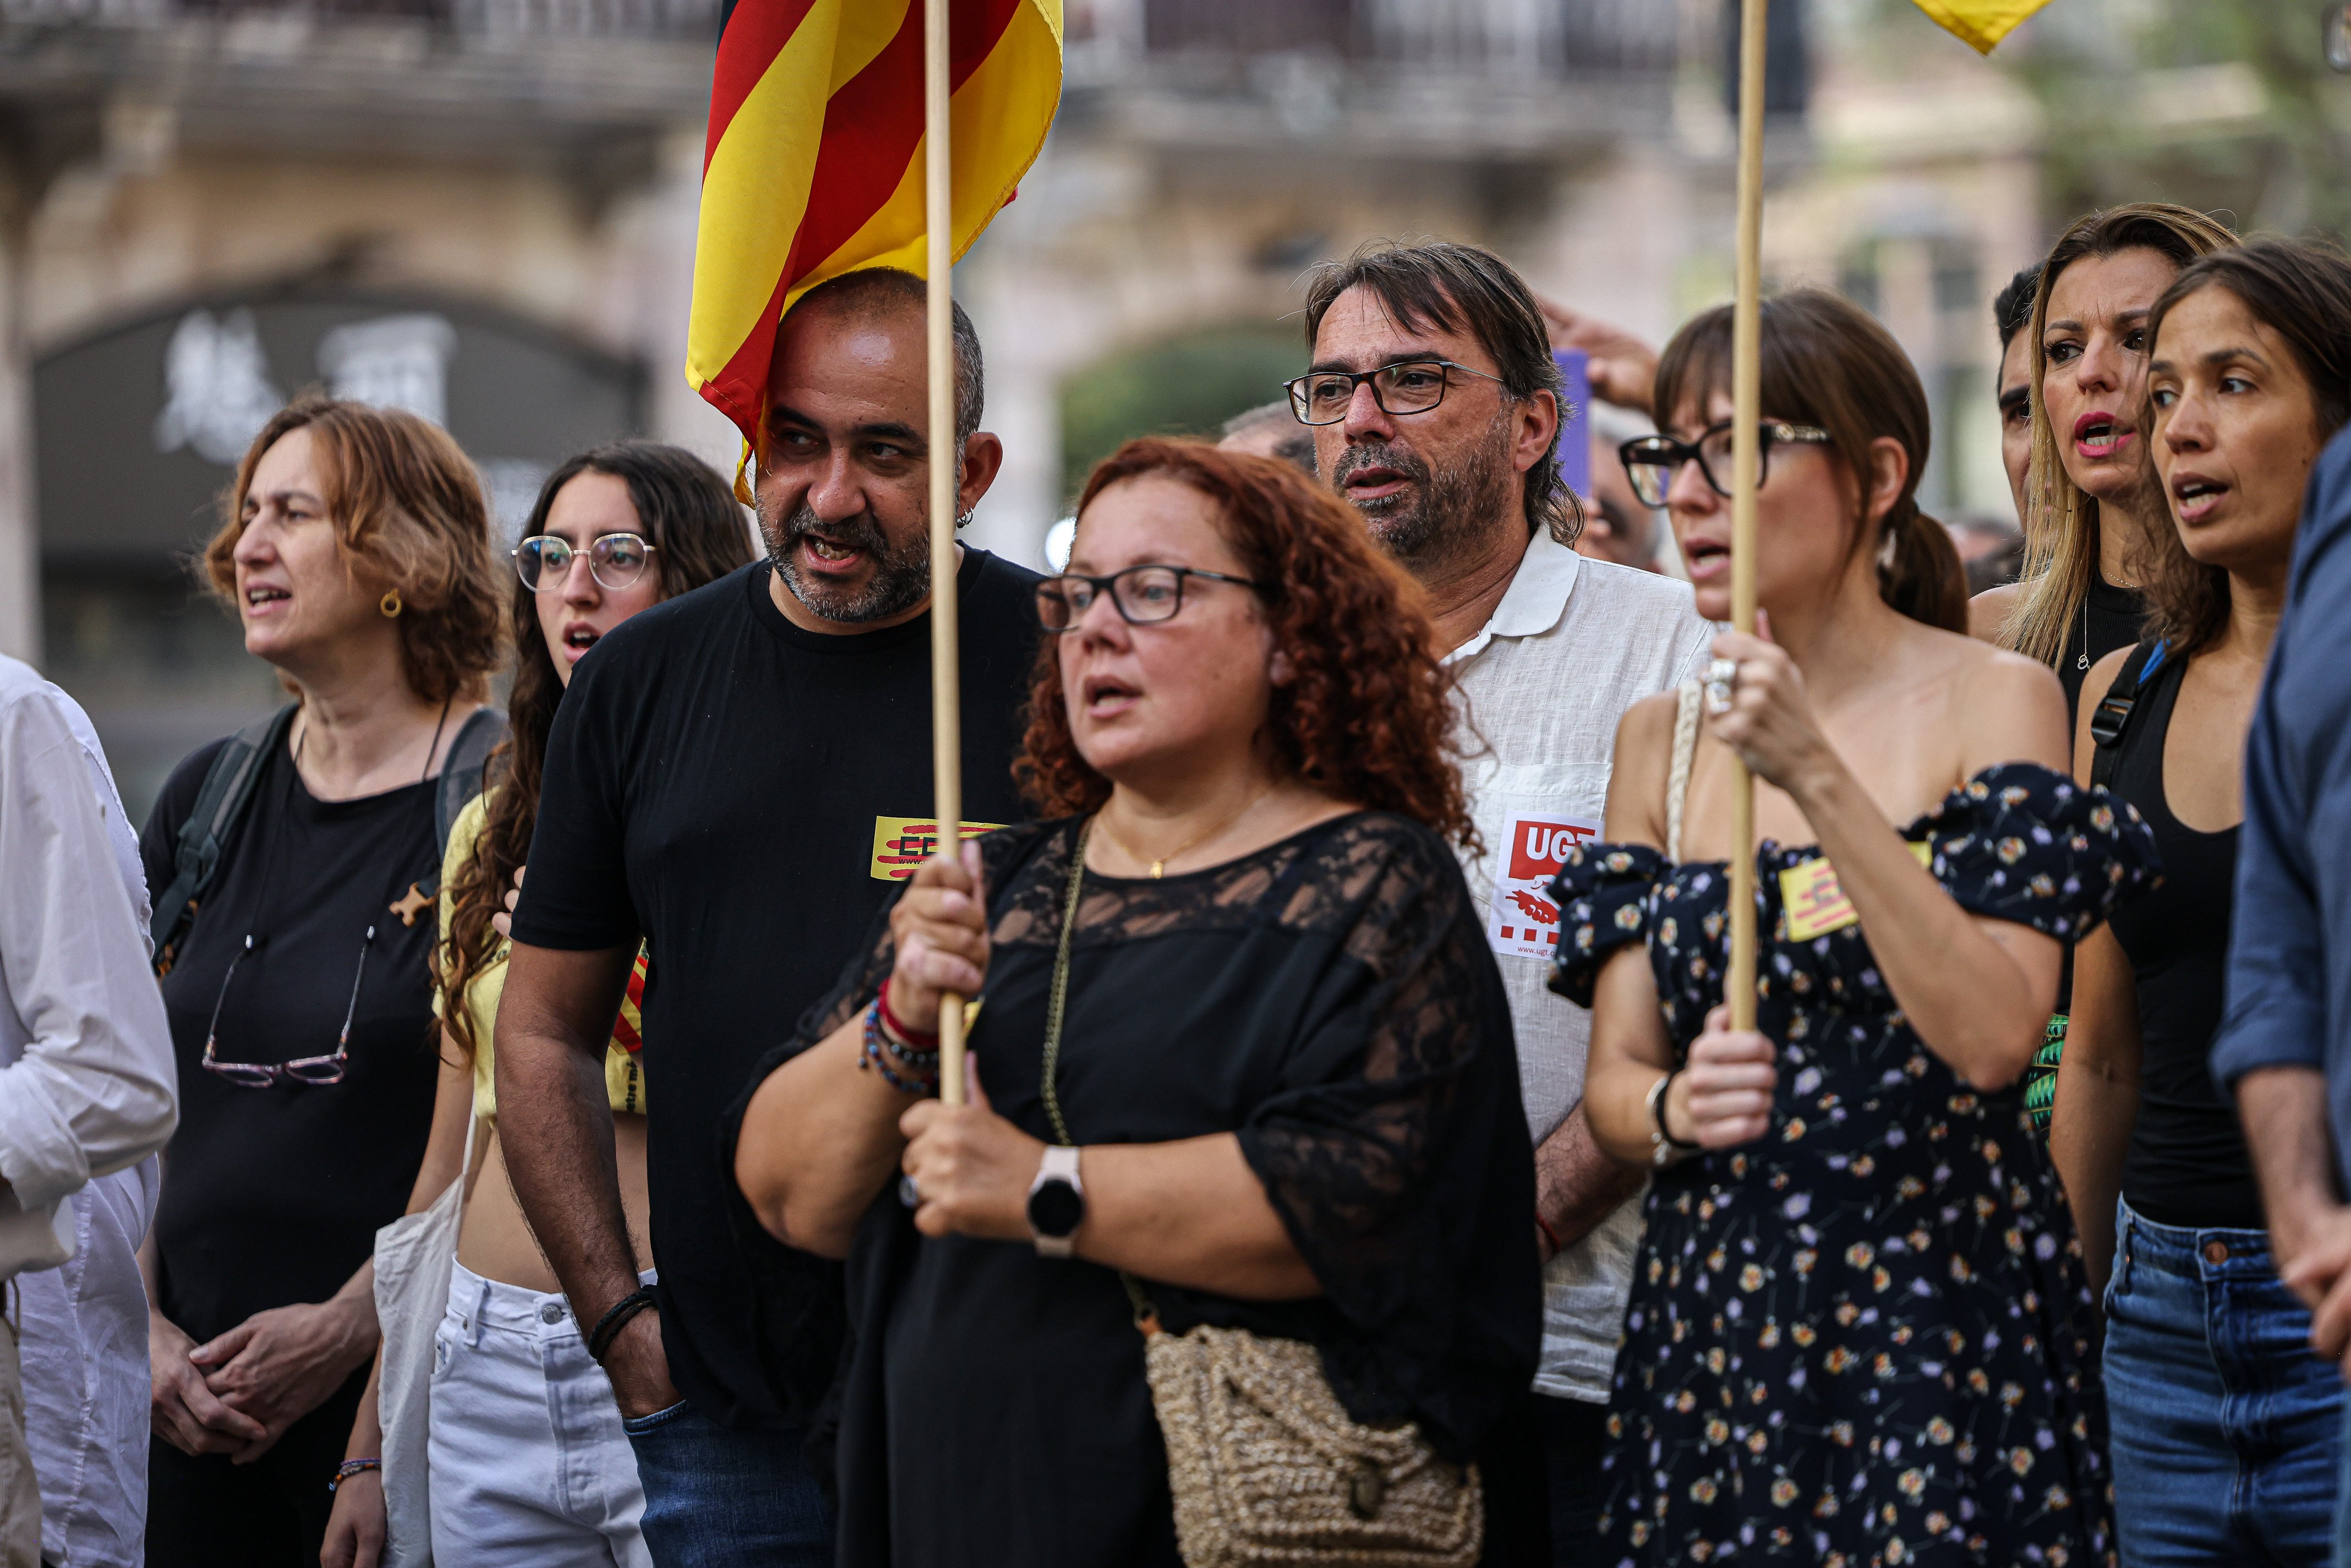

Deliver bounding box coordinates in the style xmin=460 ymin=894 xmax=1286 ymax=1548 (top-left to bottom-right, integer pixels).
xmin=495 ymin=269 xmax=1040 ymax=1566
xmin=1298 ymin=242 xmax=1713 ymax=1558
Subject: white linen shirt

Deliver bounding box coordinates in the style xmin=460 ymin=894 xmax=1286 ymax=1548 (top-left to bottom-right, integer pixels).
xmin=4 ymin=664 xmax=173 ymax=1568
xmin=0 ymin=658 xmax=174 ymax=1272
xmin=1444 ymin=534 xmax=1713 ymax=1402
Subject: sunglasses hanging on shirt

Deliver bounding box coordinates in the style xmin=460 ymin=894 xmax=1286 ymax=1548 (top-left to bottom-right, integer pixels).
xmin=201 ymin=702 xmax=450 ymax=1089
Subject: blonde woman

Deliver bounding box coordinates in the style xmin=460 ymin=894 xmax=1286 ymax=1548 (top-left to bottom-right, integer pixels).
xmin=1969 ymin=204 xmax=2235 ymax=1128
xmin=1970 ymin=203 xmax=2237 ymax=716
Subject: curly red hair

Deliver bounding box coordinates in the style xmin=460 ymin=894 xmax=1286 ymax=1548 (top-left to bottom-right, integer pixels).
xmin=1017 ymin=437 xmax=1476 ymax=852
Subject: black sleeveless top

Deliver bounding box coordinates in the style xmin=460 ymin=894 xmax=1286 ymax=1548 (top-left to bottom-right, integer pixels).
xmin=2057 ymin=569 xmax=2148 ymax=723
xmin=2104 ymin=648 xmax=2258 ymax=1230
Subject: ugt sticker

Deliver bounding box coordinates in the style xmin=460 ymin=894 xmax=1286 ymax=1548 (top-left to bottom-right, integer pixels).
xmin=871 ymin=816 xmax=1003 ymax=882
xmin=1487 ymin=811 xmax=1599 ymax=960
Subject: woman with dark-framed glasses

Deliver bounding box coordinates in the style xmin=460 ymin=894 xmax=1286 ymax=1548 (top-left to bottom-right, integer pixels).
xmin=1561 ymin=290 xmax=2151 ymax=1563
xmin=731 ymin=437 xmax=1546 ymax=1565
xmin=137 ymin=397 xmax=504 ymax=1565
xmin=322 ymin=443 xmax=751 ymax=1568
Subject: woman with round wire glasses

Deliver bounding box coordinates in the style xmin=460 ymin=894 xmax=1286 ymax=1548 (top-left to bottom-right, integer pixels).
xmin=139 ymin=397 xmax=504 ymax=1567
xmin=322 ymin=442 xmax=751 ymax=1568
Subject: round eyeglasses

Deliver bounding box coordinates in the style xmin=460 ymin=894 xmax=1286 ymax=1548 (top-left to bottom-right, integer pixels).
xmin=1035 ymin=565 xmax=1269 ymax=632
xmin=1617 ymin=421 xmax=1833 ymax=509
xmin=515 ymin=533 xmax=658 ymax=593
xmin=1282 ymin=358 xmax=1507 ymax=427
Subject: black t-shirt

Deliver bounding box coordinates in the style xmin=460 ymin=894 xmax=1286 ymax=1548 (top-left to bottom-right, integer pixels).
xmin=731 ymin=815 xmax=1540 ymax=1567
xmin=141 ymin=734 xmax=445 ymax=1343
xmin=511 ymin=553 xmax=1043 ymax=1430
xmin=2105 ymin=653 xmax=2257 ymax=1229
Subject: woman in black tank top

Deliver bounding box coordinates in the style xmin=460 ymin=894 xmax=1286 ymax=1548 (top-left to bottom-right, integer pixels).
xmin=2052 ymin=239 xmax=2351 ymax=1566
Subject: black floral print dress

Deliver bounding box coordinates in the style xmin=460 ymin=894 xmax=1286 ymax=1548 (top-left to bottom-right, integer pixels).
xmin=1549 ymin=763 xmax=2157 ymax=1568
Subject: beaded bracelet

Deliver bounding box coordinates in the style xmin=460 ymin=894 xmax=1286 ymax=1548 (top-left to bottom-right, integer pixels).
xmin=327 ymin=1457 xmax=380 ymax=1495
xmin=860 ymin=1001 xmax=938 ymax=1095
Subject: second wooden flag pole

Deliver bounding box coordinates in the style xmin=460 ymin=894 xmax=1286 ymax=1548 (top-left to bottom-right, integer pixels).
xmin=1726 ymin=0 xmax=1769 ymax=1033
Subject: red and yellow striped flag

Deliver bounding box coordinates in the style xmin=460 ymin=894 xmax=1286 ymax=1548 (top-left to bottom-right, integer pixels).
xmin=1911 ymin=0 xmax=2055 ymax=52
xmin=688 ymin=0 xmax=1064 ymax=444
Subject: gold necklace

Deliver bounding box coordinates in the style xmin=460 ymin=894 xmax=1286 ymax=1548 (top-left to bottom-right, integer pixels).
xmin=1092 ymin=783 xmax=1276 ymax=879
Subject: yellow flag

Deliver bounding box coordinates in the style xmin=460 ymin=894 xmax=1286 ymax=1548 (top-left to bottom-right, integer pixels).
xmin=1911 ymin=0 xmax=2055 ymax=53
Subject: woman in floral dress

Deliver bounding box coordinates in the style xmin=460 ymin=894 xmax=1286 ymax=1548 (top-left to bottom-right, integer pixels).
xmin=1559 ymin=290 xmax=2155 ymax=1566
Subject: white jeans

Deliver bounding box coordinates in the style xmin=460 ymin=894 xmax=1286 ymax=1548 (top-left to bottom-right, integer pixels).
xmin=429 ymin=1260 xmax=654 ymax=1568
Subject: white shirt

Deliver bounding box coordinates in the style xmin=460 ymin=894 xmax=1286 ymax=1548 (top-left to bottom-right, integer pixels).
xmin=1443 ymin=534 xmax=1713 ymax=1402
xmin=0 ymin=658 xmax=177 ymax=1566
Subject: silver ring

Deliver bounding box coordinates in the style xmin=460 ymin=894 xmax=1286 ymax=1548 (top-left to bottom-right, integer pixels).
xmin=1704 ymin=657 xmax=1737 ymax=716
xmin=898 ymin=1174 xmax=920 ymax=1209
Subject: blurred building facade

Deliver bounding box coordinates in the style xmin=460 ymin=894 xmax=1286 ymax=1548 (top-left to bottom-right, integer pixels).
xmin=1 ymin=0 xmax=2307 ymax=810
xmin=947 ymin=0 xmax=2070 ymax=570
xmin=0 ymin=0 xmax=735 ymax=808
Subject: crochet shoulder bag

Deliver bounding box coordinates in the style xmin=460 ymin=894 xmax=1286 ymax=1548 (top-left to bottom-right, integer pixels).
xmin=1038 ymin=820 xmax=1483 ymax=1568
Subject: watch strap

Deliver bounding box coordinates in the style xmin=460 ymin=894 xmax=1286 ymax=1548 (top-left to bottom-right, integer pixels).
xmin=1028 ymin=1144 xmax=1085 ymax=1257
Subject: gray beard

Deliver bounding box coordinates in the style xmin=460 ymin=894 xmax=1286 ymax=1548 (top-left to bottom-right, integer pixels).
xmin=760 ymin=498 xmax=931 ymax=624
xmin=1332 ymin=414 xmax=1521 ymax=576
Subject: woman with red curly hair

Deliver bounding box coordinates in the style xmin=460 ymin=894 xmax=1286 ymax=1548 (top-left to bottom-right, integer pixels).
xmin=731 ymin=437 xmax=1544 ymax=1565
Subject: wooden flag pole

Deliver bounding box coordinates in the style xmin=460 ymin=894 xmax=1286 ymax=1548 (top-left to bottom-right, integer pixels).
xmin=923 ymin=0 xmax=970 ymax=1103
xmin=1726 ymin=0 xmax=1768 ymax=1034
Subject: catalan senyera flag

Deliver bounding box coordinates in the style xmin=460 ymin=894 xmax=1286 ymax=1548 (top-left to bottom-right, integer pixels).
xmin=1911 ymin=0 xmax=2056 ymax=53
xmin=688 ymin=0 xmax=1064 ymax=446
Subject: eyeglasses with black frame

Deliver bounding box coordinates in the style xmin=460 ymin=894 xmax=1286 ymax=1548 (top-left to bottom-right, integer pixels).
xmin=200 ymin=928 xmax=375 ymax=1088
xmin=1282 ymin=358 xmax=1508 ymax=427
xmin=1618 ymin=420 xmax=1832 ymax=509
xmin=1035 ymin=565 xmax=1270 ymax=632
xmin=514 ymin=533 xmax=659 ymax=593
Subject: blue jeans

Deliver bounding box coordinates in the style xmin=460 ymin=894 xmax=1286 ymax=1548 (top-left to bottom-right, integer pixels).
xmin=621 ymin=1400 xmax=833 ymax=1568
xmin=2106 ymin=1198 xmax=2339 ymax=1566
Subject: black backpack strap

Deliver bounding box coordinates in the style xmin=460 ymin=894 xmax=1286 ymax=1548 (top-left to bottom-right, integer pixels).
xmin=391 ymin=707 xmax=511 ymax=926
xmin=150 ymin=703 xmax=299 ymax=977
xmin=2088 ymin=638 xmax=2172 ymax=791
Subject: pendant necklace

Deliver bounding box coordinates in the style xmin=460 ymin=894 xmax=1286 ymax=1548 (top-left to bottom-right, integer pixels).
xmin=2076 ymin=595 xmax=2090 ymax=672
xmin=1094 ymin=783 xmax=1276 ymax=879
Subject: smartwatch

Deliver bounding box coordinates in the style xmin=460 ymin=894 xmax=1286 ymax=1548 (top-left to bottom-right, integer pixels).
xmin=1026 ymin=1145 xmax=1086 ymax=1258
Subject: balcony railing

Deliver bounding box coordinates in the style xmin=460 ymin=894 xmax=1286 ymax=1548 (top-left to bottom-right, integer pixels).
xmin=1130 ymin=0 xmax=1677 ymax=78
xmin=0 ymin=0 xmax=719 ymax=40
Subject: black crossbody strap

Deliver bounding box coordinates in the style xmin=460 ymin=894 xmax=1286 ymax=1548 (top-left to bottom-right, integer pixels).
xmin=2088 ymin=638 xmax=2172 ymax=791
xmin=150 ymin=704 xmax=298 ymax=977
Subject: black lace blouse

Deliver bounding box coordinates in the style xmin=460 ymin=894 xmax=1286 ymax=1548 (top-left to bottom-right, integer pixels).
xmin=730 ymin=812 xmax=1539 ymax=1568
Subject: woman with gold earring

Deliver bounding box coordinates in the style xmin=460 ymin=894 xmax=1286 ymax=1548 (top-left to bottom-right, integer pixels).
xmin=137 ymin=395 xmax=504 ymax=1567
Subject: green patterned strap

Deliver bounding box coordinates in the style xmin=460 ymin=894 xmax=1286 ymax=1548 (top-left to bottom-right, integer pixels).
xmin=2023 ymin=1014 xmax=2066 ymax=1130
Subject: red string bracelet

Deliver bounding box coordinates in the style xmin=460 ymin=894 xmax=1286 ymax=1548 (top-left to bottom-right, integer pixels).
xmin=1535 ymin=1212 xmax=1565 ymax=1261
xmin=877 ymin=977 xmax=942 ymax=1050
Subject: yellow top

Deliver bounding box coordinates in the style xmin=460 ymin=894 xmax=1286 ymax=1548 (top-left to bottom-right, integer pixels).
xmin=438 ymin=793 xmax=647 ymax=1121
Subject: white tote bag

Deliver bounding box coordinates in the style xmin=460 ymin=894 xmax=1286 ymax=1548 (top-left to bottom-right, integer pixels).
xmin=372 ymin=1115 xmax=475 ymax=1568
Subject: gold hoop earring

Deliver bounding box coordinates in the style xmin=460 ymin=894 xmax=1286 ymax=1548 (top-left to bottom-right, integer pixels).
xmin=380 ymin=589 xmax=403 ymax=618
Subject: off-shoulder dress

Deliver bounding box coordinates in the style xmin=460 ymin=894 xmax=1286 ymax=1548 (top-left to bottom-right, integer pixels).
xmin=1549 ymin=763 xmax=2157 ymax=1567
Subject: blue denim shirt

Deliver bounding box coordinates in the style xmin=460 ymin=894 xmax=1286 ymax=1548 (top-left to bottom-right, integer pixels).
xmin=2212 ymin=423 xmax=2351 ymax=1190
